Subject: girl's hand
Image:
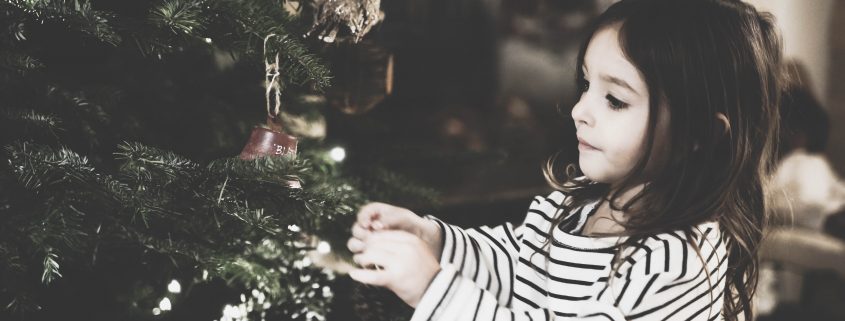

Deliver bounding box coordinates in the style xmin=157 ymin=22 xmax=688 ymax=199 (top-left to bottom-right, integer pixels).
xmin=348 ymin=230 xmax=441 ymax=307
xmin=348 ymin=202 xmax=442 ymax=258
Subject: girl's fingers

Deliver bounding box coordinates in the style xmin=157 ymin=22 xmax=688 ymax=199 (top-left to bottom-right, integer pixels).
xmin=357 ymin=202 xmax=387 ymax=229
xmin=372 ymin=220 xmax=385 ymax=230
xmin=353 ymin=248 xmax=393 ymax=268
xmin=351 ymin=223 xmax=370 ymax=240
xmin=347 ymin=237 xmax=365 ymax=253
xmin=367 ymin=230 xmax=416 ymax=244
xmin=357 ymin=202 xmax=407 ymax=231
xmin=357 ymin=233 xmax=415 ymax=259
xmin=348 ymin=268 xmax=388 ymax=286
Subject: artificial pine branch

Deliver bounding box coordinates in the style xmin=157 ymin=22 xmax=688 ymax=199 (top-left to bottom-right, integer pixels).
xmin=211 ymin=0 xmax=333 ymax=90
xmin=0 ymin=110 xmax=62 ymax=145
xmin=0 ymin=51 xmax=44 ymax=74
xmin=115 ymin=141 xmax=201 ymax=185
xmin=39 ymin=249 xmax=61 ymax=285
xmin=1 ymin=0 xmax=333 ymax=89
xmin=149 ymin=0 xmax=208 ymax=36
xmin=1 ymin=138 xmax=360 ymax=317
xmin=5 ymin=141 xmax=97 ymax=191
xmin=3 ymin=0 xmax=121 ymax=45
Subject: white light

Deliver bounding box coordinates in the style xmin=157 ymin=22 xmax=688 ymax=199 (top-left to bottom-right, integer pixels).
xmin=152 ymin=307 xmax=161 ymax=315
xmin=203 ymin=269 xmax=209 ymax=280
xmin=159 ymin=297 xmax=172 ymax=311
xmin=168 ymin=279 xmax=181 ymax=293
xmin=222 ymin=304 xmax=247 ymax=319
xmin=317 ymin=241 xmax=331 ymax=254
xmin=204 ymin=37 xmax=213 ymax=44
xmin=329 ymin=147 xmax=346 ymax=162
xmin=287 ymin=224 xmax=301 ymax=232
xmin=223 ymin=304 xmax=236 ymax=318
xmin=323 ymin=286 xmax=332 ymax=297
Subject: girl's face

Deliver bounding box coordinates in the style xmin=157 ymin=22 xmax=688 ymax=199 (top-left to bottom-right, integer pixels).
xmin=572 ymin=25 xmax=669 ymax=187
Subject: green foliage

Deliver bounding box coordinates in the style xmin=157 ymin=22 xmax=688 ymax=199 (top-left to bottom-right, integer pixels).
xmin=1 ymin=0 xmax=332 ymax=89
xmin=40 ymin=249 xmax=61 ymax=285
xmin=0 ymin=1 xmax=433 ymax=320
xmin=6 ymin=0 xmax=121 ymax=45
xmin=0 ymin=51 xmax=45 ymax=73
xmin=0 ymin=118 xmax=429 ymax=320
xmin=149 ymin=0 xmax=207 ymax=36
xmin=0 ymin=138 xmax=364 ymax=318
xmin=210 ymin=0 xmax=333 ymax=90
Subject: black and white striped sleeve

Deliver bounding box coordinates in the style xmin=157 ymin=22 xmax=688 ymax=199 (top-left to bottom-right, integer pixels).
xmin=419 ymin=191 xmax=567 ymax=307
xmin=410 ymin=263 xmax=628 ymax=321
xmin=424 ymin=215 xmax=523 ymax=306
xmin=410 ymin=225 xmax=730 ymax=321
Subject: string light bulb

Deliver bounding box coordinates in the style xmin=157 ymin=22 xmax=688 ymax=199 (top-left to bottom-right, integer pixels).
xmin=159 ymin=297 xmax=172 ymax=311
xmin=329 ymin=147 xmax=346 ymax=162
xmin=167 ymin=279 xmax=181 ymax=293
xmin=317 ymin=241 xmax=331 ymax=254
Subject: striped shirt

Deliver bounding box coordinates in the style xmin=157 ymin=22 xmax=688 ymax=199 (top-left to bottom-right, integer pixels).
xmin=411 ymin=190 xmax=729 ymax=321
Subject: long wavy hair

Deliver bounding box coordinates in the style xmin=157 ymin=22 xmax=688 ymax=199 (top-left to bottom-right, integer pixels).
xmin=542 ymin=1 xmax=782 ymax=320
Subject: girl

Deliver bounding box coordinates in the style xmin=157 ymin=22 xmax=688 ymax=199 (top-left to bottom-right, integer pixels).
xmin=346 ymin=0 xmax=782 ymax=320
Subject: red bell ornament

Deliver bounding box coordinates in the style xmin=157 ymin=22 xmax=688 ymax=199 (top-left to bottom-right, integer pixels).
xmin=239 ymin=116 xmax=302 ymax=188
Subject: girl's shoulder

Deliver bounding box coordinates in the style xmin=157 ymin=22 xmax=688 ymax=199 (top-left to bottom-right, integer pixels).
xmin=528 ymin=186 xmax=727 ymax=250
xmin=531 ymin=189 xmax=726 ymax=249
xmin=623 ymin=220 xmax=728 ymax=283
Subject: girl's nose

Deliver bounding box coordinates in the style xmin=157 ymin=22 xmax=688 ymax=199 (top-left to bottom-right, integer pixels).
xmin=571 ymin=96 xmax=592 ymax=129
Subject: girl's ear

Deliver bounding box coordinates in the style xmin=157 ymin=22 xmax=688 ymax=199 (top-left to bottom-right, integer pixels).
xmin=716 ymin=113 xmax=731 ymax=137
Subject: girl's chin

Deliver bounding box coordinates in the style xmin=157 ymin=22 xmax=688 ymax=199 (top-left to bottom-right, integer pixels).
xmin=579 ymin=157 xmax=604 ymax=180
xmin=579 ymin=164 xmax=618 ymax=185
xmin=584 ymin=175 xmax=612 ymax=184
xmin=580 ymin=168 xmax=606 ymax=183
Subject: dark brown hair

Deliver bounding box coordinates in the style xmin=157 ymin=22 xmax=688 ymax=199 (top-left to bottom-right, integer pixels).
xmin=543 ymin=1 xmax=782 ymax=320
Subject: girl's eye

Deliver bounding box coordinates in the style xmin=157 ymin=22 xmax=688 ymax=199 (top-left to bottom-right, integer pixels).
xmin=605 ymin=94 xmax=628 ymax=110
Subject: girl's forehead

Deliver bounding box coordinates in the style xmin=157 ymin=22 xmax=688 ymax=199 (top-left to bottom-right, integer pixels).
xmin=584 ymin=26 xmax=647 ymax=96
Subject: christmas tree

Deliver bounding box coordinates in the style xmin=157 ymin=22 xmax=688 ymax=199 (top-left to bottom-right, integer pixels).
xmin=0 ymin=0 xmax=435 ymax=320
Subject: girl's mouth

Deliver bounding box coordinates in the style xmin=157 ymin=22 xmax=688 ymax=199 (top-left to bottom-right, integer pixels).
xmin=578 ymin=138 xmax=599 ymax=151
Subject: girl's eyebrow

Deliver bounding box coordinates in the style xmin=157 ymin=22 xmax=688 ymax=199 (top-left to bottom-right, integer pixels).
xmin=581 ymin=64 xmax=640 ymax=96
xmin=600 ymin=74 xmax=640 ymax=96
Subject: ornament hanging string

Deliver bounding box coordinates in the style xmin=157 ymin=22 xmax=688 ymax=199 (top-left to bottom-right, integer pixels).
xmin=264 ymin=34 xmax=283 ymax=119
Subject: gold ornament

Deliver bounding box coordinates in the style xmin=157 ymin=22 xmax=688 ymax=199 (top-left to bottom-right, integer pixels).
xmin=305 ymin=0 xmax=384 ymax=43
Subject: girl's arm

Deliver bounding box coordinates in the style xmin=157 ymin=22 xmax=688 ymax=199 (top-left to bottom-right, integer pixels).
xmin=424 ymin=216 xmax=523 ymax=307
xmin=412 ymin=224 xmax=730 ymax=321
xmin=420 ymin=191 xmax=566 ymax=308
xmin=411 ymin=263 xmax=626 ymax=321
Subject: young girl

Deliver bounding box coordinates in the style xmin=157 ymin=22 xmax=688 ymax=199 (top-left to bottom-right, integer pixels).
xmin=346 ymin=0 xmax=782 ymax=320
